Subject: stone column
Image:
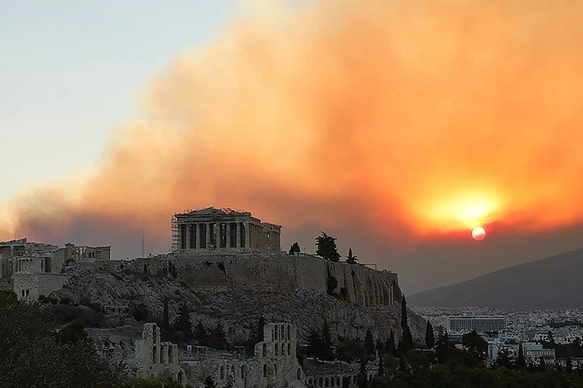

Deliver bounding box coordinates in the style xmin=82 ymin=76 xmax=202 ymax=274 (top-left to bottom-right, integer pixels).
xmin=194 ymin=223 xmax=199 ymax=250
xmin=206 ymin=223 xmax=211 ymax=248
xmin=245 ymin=223 xmax=250 ymax=249
xmin=226 ymin=223 xmax=231 ymax=248
xmin=185 ymin=223 xmax=191 ymax=250
xmin=236 ymin=222 xmax=241 ymax=248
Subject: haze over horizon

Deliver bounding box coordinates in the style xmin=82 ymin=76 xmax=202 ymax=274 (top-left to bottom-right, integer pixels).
xmin=2 ymin=0 xmax=583 ymax=294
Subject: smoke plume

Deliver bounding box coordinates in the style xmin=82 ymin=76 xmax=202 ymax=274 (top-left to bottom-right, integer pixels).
xmin=3 ymin=0 xmax=583 ymax=291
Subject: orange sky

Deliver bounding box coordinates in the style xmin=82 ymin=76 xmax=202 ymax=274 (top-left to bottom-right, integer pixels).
xmin=2 ymin=0 xmax=583 ymax=293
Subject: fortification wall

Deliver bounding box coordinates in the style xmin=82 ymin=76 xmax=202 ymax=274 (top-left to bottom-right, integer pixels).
xmin=111 ymin=254 xmax=401 ymax=308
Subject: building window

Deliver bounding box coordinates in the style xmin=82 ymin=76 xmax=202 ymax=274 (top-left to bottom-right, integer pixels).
xmin=275 ymin=343 xmax=279 ymax=356
xmin=263 ymin=343 xmax=267 ymax=357
xmin=263 ymin=364 xmax=267 ymax=377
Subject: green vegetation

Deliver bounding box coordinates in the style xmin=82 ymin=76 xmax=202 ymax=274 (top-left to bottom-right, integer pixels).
xmin=315 ymin=232 xmax=341 ymax=262
xmin=0 ymin=291 xmax=130 ymax=387
xmin=288 ymin=242 xmax=301 ymax=255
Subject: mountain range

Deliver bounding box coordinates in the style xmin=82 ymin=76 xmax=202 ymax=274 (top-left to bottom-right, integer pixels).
xmin=408 ymin=248 xmax=583 ymax=309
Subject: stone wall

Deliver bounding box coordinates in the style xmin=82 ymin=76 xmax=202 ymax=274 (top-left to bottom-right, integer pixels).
xmin=12 ymin=272 xmax=70 ymax=301
xmin=179 ymin=322 xmax=305 ymax=388
xmin=135 ymin=323 xmax=186 ymax=385
xmin=113 ymin=253 xmax=401 ymax=308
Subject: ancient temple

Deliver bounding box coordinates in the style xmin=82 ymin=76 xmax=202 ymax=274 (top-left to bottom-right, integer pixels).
xmin=171 ymin=208 xmax=281 ymax=253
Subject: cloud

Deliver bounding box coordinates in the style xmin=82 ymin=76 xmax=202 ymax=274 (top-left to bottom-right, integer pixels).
xmin=3 ymin=0 xmax=583 ymax=290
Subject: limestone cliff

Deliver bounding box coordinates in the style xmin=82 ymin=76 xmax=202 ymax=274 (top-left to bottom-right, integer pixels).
xmin=54 ymin=254 xmax=425 ymax=347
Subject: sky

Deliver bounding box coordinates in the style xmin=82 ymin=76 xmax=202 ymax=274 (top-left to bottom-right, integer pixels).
xmin=2 ymin=0 xmax=583 ymax=295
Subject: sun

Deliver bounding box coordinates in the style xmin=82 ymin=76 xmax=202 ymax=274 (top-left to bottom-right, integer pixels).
xmin=471 ymin=226 xmax=487 ymax=241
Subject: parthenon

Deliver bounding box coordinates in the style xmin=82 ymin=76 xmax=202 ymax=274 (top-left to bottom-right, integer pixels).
xmin=171 ymin=207 xmax=281 ymax=253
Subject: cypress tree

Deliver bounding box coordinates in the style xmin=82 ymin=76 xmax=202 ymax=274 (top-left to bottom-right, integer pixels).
xmin=425 ymin=321 xmax=435 ymax=349
xmin=386 ymin=331 xmax=396 ymax=356
xmin=172 ymin=304 xmax=193 ymax=342
xmin=357 ymin=358 xmax=368 ymax=388
xmin=515 ymin=344 xmax=527 ymax=370
xmin=194 ymin=321 xmax=209 ymax=346
xmin=321 ymin=320 xmax=334 ymax=361
xmin=364 ymin=329 xmax=376 ymax=357
xmin=377 ymin=352 xmax=385 ymax=377
xmin=162 ymin=298 xmax=170 ymax=331
xmin=401 ymin=295 xmax=408 ymax=331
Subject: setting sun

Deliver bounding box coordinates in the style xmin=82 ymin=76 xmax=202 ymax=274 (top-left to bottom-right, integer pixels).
xmin=471 ymin=226 xmax=487 ymax=241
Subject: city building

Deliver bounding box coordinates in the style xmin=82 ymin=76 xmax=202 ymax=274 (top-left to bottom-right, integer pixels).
xmin=444 ymin=316 xmax=507 ymax=333
xmin=171 ymin=207 xmax=281 ymax=254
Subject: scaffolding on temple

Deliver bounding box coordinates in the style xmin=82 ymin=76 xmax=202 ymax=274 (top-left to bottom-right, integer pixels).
xmin=170 ymin=215 xmax=178 ymax=252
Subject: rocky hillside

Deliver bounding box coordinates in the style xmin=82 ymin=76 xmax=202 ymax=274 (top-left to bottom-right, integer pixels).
xmin=409 ymin=248 xmax=583 ymax=309
xmin=53 ymin=254 xmax=424 ymax=347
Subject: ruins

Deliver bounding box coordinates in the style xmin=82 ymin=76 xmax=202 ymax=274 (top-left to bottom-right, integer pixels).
xmin=134 ymin=321 xmax=361 ymax=388
xmin=172 ymin=208 xmax=281 ymax=254
xmin=0 ymin=238 xmax=112 ymax=301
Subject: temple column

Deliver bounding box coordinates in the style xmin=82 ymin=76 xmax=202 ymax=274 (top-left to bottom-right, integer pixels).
xmin=236 ymin=222 xmax=241 ymax=248
xmin=206 ymin=223 xmax=211 ymax=248
xmin=194 ymin=223 xmax=199 ymax=250
xmin=245 ymin=223 xmax=250 ymax=249
xmin=226 ymin=224 xmax=231 ymax=248
xmin=185 ymin=223 xmax=190 ymax=249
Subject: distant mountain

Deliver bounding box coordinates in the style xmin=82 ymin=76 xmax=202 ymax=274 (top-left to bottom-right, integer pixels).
xmin=409 ymin=248 xmax=583 ymax=309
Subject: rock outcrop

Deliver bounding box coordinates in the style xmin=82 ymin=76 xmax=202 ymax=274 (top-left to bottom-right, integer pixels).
xmin=54 ymin=253 xmax=424 ymax=346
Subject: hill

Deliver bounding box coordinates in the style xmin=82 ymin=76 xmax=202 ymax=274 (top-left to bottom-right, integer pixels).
xmin=52 ymin=254 xmax=425 ymax=353
xmin=409 ymin=248 xmax=583 ymax=309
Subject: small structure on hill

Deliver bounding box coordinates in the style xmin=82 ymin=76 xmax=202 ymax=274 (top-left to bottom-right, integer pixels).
xmin=171 ymin=207 xmax=281 ymax=254
xmin=135 ymin=323 xmax=187 ymax=386
xmin=0 ymin=238 xmax=58 ymax=277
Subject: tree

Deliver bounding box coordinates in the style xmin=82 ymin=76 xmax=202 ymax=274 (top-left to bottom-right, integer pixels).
xmin=171 ymin=304 xmax=193 ymax=342
xmin=209 ymin=322 xmax=228 ymax=350
xmin=315 ymin=232 xmax=340 ymax=262
xmin=435 ymin=331 xmax=451 ymax=364
xmin=357 ymin=357 xmax=368 ymax=388
xmin=321 ymin=320 xmax=335 ymax=361
xmin=162 ymin=298 xmax=170 ymax=331
xmin=364 ymin=329 xmax=376 ymax=358
xmin=194 ymin=321 xmax=209 ymax=346
xmin=462 ymin=330 xmax=488 ymax=360
xmin=289 ymin=242 xmax=301 ymax=255
xmin=257 ymin=315 xmax=266 ymax=342
xmin=57 ymin=318 xmax=88 ymax=344
xmin=307 ymin=328 xmax=322 ymax=360
xmin=400 ymin=295 xmax=408 ymax=332
xmin=346 ymin=248 xmax=358 ymax=264
xmin=495 ymin=348 xmax=513 ymax=369
xmin=538 ymin=356 xmax=546 ymax=372
xmin=386 ymin=331 xmax=396 ymax=356
xmin=378 ymin=352 xmax=385 ymax=377
xmin=336 ymin=339 xmax=365 ymax=363
xmin=515 ymin=343 xmax=527 ymax=370
xmin=400 ymin=295 xmax=413 ymax=351
xmin=424 ymin=321 xmax=435 ymax=349
xmin=204 ymin=376 xmax=217 ymax=388
xmin=0 ymin=293 xmax=130 ymax=387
